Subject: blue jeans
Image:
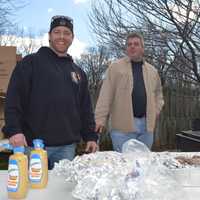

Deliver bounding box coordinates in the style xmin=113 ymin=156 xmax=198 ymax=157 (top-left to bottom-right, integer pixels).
xmin=46 ymin=144 xmax=76 ymax=169
xmin=110 ymin=117 xmax=153 ymax=152
xmin=25 ymin=143 xmax=76 ymax=169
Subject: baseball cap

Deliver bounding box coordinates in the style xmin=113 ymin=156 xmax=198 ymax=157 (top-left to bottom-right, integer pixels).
xmin=49 ymin=15 xmax=73 ymax=33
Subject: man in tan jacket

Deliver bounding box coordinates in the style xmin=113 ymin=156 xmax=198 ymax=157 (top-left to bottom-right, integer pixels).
xmin=95 ymin=32 xmax=164 ymax=152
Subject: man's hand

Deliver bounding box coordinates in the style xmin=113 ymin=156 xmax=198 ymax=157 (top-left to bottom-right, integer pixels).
xmin=95 ymin=124 xmax=105 ymax=134
xmin=9 ymin=133 xmax=27 ymax=147
xmin=85 ymin=141 xmax=98 ymax=153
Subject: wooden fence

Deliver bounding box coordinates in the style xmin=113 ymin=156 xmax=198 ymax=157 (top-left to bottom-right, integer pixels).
xmin=154 ymin=85 xmax=200 ymax=150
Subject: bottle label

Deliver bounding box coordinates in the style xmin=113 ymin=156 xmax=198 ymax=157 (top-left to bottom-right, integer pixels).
xmin=29 ymin=154 xmax=42 ymax=182
xmin=7 ymin=159 xmax=19 ymax=192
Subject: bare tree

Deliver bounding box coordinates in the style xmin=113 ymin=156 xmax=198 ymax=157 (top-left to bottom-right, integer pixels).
xmin=17 ymin=28 xmax=40 ymax=55
xmin=76 ymin=46 xmax=111 ymax=105
xmin=0 ymin=0 xmax=28 ymax=34
xmin=89 ymin=0 xmax=200 ymax=84
xmin=0 ymin=27 xmax=43 ymax=55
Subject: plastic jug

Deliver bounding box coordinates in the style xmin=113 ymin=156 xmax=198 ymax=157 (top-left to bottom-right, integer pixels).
xmin=29 ymin=139 xmax=48 ymax=188
xmin=7 ymin=146 xmax=28 ymax=199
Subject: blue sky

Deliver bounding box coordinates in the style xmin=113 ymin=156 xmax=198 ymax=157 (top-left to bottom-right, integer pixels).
xmin=13 ymin=0 xmax=94 ymax=57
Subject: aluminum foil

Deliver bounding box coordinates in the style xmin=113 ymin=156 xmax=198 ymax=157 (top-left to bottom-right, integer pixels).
xmin=156 ymin=152 xmax=200 ymax=187
xmin=53 ymin=139 xmax=186 ymax=200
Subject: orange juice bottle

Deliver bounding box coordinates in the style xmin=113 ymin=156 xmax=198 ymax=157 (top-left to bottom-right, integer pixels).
xmin=7 ymin=146 xmax=28 ymax=199
xmin=29 ymin=139 xmax=48 ymax=189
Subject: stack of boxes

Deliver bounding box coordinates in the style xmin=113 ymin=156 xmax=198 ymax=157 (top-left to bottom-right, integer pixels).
xmin=0 ymin=46 xmax=22 ymax=139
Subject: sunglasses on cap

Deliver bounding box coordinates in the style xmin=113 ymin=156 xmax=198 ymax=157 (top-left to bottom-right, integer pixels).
xmin=51 ymin=15 xmax=73 ymax=24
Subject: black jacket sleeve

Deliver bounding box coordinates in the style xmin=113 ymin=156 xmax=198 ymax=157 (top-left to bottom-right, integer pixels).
xmin=2 ymin=55 xmax=33 ymax=138
xmin=78 ymin=69 xmax=98 ymax=142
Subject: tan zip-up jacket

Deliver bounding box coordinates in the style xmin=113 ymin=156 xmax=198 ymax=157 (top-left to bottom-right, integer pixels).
xmin=95 ymin=56 xmax=164 ymax=133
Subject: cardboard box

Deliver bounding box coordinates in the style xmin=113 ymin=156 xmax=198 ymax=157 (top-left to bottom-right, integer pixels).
xmin=0 ymin=46 xmax=19 ymax=139
xmin=0 ymin=95 xmax=5 ymax=140
xmin=0 ymin=98 xmax=5 ymax=139
xmin=0 ymin=46 xmax=16 ymax=93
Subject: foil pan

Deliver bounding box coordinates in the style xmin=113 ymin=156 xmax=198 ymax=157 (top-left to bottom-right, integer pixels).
xmin=159 ymin=152 xmax=200 ymax=187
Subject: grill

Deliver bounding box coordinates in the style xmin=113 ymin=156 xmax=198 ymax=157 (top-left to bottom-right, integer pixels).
xmin=176 ymin=131 xmax=200 ymax=151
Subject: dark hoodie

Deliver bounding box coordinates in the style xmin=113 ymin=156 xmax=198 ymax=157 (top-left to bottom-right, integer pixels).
xmin=2 ymin=47 xmax=98 ymax=146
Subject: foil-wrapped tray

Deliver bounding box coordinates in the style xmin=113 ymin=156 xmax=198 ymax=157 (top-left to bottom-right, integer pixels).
xmin=158 ymin=152 xmax=200 ymax=187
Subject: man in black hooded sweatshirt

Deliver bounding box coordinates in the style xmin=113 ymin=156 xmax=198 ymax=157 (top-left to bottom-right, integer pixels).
xmin=2 ymin=15 xmax=98 ymax=169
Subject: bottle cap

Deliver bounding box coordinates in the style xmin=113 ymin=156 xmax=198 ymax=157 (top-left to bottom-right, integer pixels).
xmin=33 ymin=139 xmax=44 ymax=149
xmin=13 ymin=146 xmax=25 ymax=153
